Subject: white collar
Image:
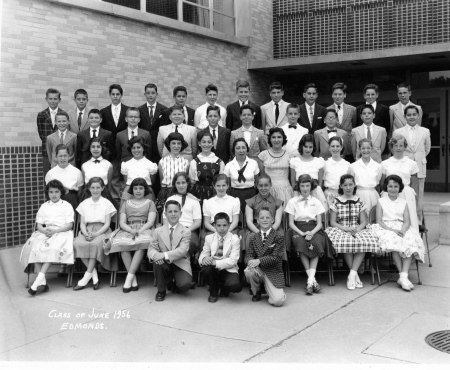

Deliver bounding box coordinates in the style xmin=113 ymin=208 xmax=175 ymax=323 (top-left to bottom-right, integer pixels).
xmin=127 ymin=127 xmax=138 ymax=133
xmin=216 ymin=232 xmax=229 ymax=240
xmin=209 ymin=125 xmax=219 ymax=131
xmin=239 ymin=100 xmax=249 ymax=106
xmin=48 ymin=199 xmax=63 ymax=206
xmin=400 ymin=101 xmax=411 ymax=108
xmin=112 ymin=103 xmax=121 ymax=109
xmin=90 ymin=156 xmax=103 ymax=162
xmin=147 ymin=102 xmax=156 ymax=108
xmin=335 ymin=103 xmax=343 ymax=108
xmin=168 ymin=223 xmax=179 ymax=230
xmin=172 ymin=123 xmax=184 ymax=129
xmin=49 ymin=107 xmax=58 ymax=114
xmin=198 ymin=152 xmax=215 ymax=158
xmin=231 ymin=156 xmax=248 ymax=165
xmin=298 ymin=194 xmax=312 ymax=201
xmin=58 ymin=129 xmax=67 ymax=135
xmin=77 ymin=108 xmax=86 ymax=115
xmin=215 ymin=194 xmax=229 ymax=201
xmin=407 ymin=124 xmax=417 ymax=130
xmin=87 ymin=196 xmax=104 ymax=205
xmin=261 ymin=228 xmax=272 ymax=237
xmin=366 ymin=101 xmax=377 ymax=109
xmin=306 ymin=103 xmax=315 ymax=110
xmin=363 ymin=123 xmax=373 ymax=129
xmin=272 ymin=100 xmax=283 ymax=106
xmin=90 ymin=126 xmax=100 ymax=131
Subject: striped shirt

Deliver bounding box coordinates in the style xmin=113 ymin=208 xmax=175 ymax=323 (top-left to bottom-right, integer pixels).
xmin=160 ymin=155 xmax=189 ymax=187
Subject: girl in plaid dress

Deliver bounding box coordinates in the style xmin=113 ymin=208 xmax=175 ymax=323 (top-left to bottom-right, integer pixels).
xmin=325 ymin=174 xmax=379 ymax=290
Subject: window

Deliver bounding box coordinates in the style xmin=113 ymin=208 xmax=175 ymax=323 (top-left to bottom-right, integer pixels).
xmin=103 ymin=0 xmax=235 ymax=36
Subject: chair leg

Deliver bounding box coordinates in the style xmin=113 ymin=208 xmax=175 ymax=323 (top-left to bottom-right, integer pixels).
xmin=26 ymin=264 xmax=31 ymax=288
xmin=425 ymin=233 xmax=431 ymax=268
xmin=370 ymin=254 xmax=375 ymax=285
xmin=113 ymin=271 xmax=117 ymax=287
xmin=285 ymin=260 xmax=291 ymax=287
xmin=66 ymin=265 xmax=73 ymax=288
xmin=416 ymin=260 xmax=422 ymax=285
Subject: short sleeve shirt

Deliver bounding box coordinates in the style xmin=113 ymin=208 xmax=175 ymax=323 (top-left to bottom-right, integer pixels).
xmin=163 ymin=193 xmax=202 ymax=228
xmin=121 ymin=157 xmax=158 ymax=185
xmin=290 ymin=157 xmax=324 ymax=180
xmin=246 ymin=193 xmax=283 ymax=220
xmin=381 ymin=156 xmax=419 ymax=186
xmin=284 ymin=195 xmax=325 ymax=221
xmin=224 ymin=157 xmax=260 ymax=188
xmin=76 ymin=196 xmax=116 ymax=223
xmin=350 ymin=158 xmax=382 ymax=188
xmin=36 ymin=200 xmax=74 ymax=226
xmin=45 ymin=164 xmax=84 ymax=190
xmin=323 ymin=158 xmax=351 ymax=189
xmin=82 ymin=157 xmax=111 ymax=185
xmin=203 ymin=195 xmax=241 ymax=220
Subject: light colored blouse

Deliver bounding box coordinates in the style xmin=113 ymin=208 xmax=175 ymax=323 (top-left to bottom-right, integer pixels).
xmin=381 ymin=156 xmax=419 ymax=186
xmin=323 ymin=158 xmax=351 ymax=189
xmin=45 ymin=164 xmax=84 ymax=190
xmin=121 ymin=157 xmax=158 ymax=185
xmin=378 ymin=196 xmax=406 ymax=222
xmin=290 ymin=156 xmax=325 ymax=180
xmin=203 ymin=194 xmax=241 ymax=220
xmin=163 ymin=193 xmax=202 ymax=228
xmin=284 ymin=195 xmax=325 ymax=221
xmin=36 ymin=200 xmax=74 ymax=226
xmin=350 ymin=158 xmax=382 ymax=188
xmin=82 ymin=157 xmax=111 ymax=185
xmin=76 ymin=196 xmax=116 ymax=223
xmin=224 ymin=157 xmax=260 ymax=188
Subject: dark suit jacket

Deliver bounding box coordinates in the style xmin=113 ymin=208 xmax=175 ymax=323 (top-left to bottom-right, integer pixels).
xmin=158 ymin=104 xmax=195 ymax=128
xmin=356 ymin=102 xmax=390 ymax=154
xmin=298 ymin=103 xmax=328 ymax=134
xmin=76 ymin=127 xmax=113 ymax=169
xmin=197 ymin=126 xmax=231 ymax=164
xmin=37 ymin=107 xmax=67 ymax=157
xmin=115 ymin=128 xmax=152 ymax=162
xmin=225 ymin=101 xmax=262 ymax=131
xmin=100 ymin=104 xmax=129 ymax=157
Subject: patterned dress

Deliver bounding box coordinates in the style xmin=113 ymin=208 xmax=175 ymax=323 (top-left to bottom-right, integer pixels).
xmin=325 ymin=196 xmax=379 ymax=254
xmin=190 ymin=156 xmax=222 ymax=205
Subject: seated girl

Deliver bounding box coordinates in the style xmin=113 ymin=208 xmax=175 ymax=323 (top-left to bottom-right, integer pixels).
xmin=73 ymin=177 xmax=117 ymax=291
xmin=325 ymin=174 xmax=380 ymax=290
xmin=163 ymin=172 xmax=202 ymax=257
xmin=371 ymin=175 xmax=425 ymax=291
xmin=20 ymin=180 xmax=74 ymax=296
xmin=285 ymin=174 xmax=334 ymax=295
xmin=104 ymin=178 xmax=157 ymax=293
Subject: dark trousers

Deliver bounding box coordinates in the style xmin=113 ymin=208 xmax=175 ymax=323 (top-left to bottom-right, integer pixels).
xmin=189 ymin=230 xmax=200 ymax=257
xmin=153 ymin=262 xmax=192 ymax=293
xmin=202 ymin=265 xmax=242 ymax=296
xmin=111 ymin=158 xmax=122 ymax=201
xmin=42 ymin=155 xmax=50 ymax=187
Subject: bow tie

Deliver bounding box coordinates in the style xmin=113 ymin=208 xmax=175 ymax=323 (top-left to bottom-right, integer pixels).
xmin=94 ymin=159 xmax=100 ymax=164
xmin=288 ymin=125 xmax=297 ymax=129
xmin=298 ymin=197 xmax=309 ymax=208
xmin=242 ymin=128 xmax=252 ymax=132
xmin=327 ymin=129 xmax=337 ymax=133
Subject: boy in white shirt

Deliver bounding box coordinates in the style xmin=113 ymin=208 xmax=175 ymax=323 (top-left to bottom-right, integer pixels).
xmin=194 ymin=84 xmax=227 ymax=130
xmin=281 ymin=103 xmax=308 ymax=156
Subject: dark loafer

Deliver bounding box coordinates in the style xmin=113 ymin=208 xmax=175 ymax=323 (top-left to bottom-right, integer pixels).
xmin=131 ymin=285 xmax=138 ymax=292
xmin=219 ymin=289 xmax=229 ymax=297
xmin=208 ymin=295 xmax=218 ymax=303
xmin=251 ymin=292 xmax=262 ymax=302
xmin=155 ymin=291 xmax=166 ymax=301
xmin=73 ymin=284 xmax=85 ymax=291
xmin=123 ymin=286 xmax=132 ymax=293
xmin=93 ymin=281 xmax=100 ymax=290
xmin=313 ymin=282 xmax=322 ymax=293
xmin=305 ymin=284 xmax=313 ymax=295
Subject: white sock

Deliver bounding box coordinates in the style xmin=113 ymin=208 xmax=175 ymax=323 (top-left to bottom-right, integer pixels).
xmin=310 ymin=269 xmax=316 ymax=279
xmin=124 ymin=273 xmax=135 ymax=288
xmin=349 ymin=269 xmax=357 ymax=278
xmin=92 ymin=269 xmax=99 ymax=284
xmin=132 ymin=275 xmax=138 ymax=287
xmin=77 ymin=272 xmax=93 ymax=287
xmin=399 ymin=272 xmax=408 ymax=280
xmin=31 ymin=272 xmax=45 ymax=290
xmin=305 ymin=269 xmax=310 ymax=278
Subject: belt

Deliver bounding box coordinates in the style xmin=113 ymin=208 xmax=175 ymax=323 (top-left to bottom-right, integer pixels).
xmin=295 ymin=220 xmax=317 ymax=225
xmin=128 ymin=220 xmax=147 ymax=225
xmin=231 ymin=187 xmax=254 ymax=191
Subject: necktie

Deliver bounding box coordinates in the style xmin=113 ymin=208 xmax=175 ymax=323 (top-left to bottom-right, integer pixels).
xmin=169 ymin=227 xmax=174 ymax=244
xmin=262 ymin=232 xmax=267 ymax=246
xmin=217 ymin=237 xmax=224 ymax=257
xmin=275 ymin=103 xmax=279 ymax=124
xmin=60 ymin=132 xmax=64 ymax=144
xmin=327 ymin=129 xmax=337 ymax=133
xmin=175 ymin=125 xmax=179 ymax=133
xmin=237 ymin=162 xmax=248 ymax=183
xmin=131 ymin=130 xmax=135 ymax=138
xmin=212 ymin=129 xmax=217 ymax=148
xmin=336 ymin=105 xmax=341 ymax=111
xmin=309 ymin=106 xmax=314 ymax=125
xmin=94 ymin=159 xmax=100 ymax=164
xmin=92 ymin=129 xmax=97 ymax=138
xmin=181 ymin=194 xmax=187 ymax=207
xmin=149 ymin=105 xmax=154 ymax=123
xmin=367 ymin=127 xmax=372 ymax=141
xmin=78 ymin=112 xmax=82 ymax=130
xmin=288 ymin=125 xmax=297 ymax=129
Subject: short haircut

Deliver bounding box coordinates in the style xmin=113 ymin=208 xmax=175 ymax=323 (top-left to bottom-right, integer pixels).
xmin=257 ymin=206 xmax=274 ymax=218
xmin=213 ymin=173 xmax=228 ymax=185
xmin=389 ymin=134 xmax=408 ymax=149
xmin=168 ymin=104 xmax=184 ymax=115
xmin=126 ymin=107 xmax=140 ymax=117
xmin=206 ymin=105 xmax=221 ymax=116
xmin=383 ymin=174 xmax=405 ymax=193
xmin=198 ymin=131 xmax=214 ymax=143
xmin=144 ymin=83 xmax=157 ymax=92
xmin=109 ymin=84 xmax=123 ymax=95
xmin=55 ymin=144 xmax=69 ymax=156
xmin=325 ymin=108 xmax=338 ymax=118
xmin=240 ymin=104 xmax=255 ymax=115
xmin=298 ymin=134 xmax=316 ymax=155
xmin=236 ymin=79 xmax=250 ymax=90
xmin=164 ymin=132 xmax=188 ymax=152
xmin=128 ymin=177 xmax=150 ymax=196
xmin=361 ymin=104 xmax=375 ymax=114
xmin=214 ymin=212 xmax=230 ymax=224
xmin=332 ymin=82 xmax=347 ymax=93
xmin=46 ymin=88 xmax=61 ymax=99
xmin=173 ymin=85 xmax=187 ymax=96
xmin=171 ymin=171 xmax=190 ymax=192
xmin=404 ymin=105 xmax=420 ymax=116
xmin=358 ymin=138 xmax=373 ymax=148
xmin=257 ymin=174 xmax=272 ymax=186
xmin=397 ymin=83 xmax=411 ymax=91
xmin=296 ymin=174 xmax=317 ymax=191
xmin=328 ymin=136 xmax=344 ymax=153
xmin=46 ymin=179 xmax=65 ymax=197
xmin=286 ymin=103 xmax=300 ymax=113
xmin=269 ymin=82 xmax=283 ymax=91
xmin=74 ymin=89 xmax=88 ymax=98
xmin=303 ymin=83 xmax=318 ymax=93
xmin=165 ymin=199 xmax=181 ymax=211
xmin=55 ymin=111 xmax=69 ymax=121
xmin=268 ymin=127 xmax=287 ymax=147
xmin=205 ymin=84 xmax=218 ymax=94
xmin=363 ymin=84 xmax=378 ymax=94
xmin=338 ymin=174 xmax=356 ymax=195
xmin=128 ymin=136 xmax=149 ymax=157
xmin=232 ymin=137 xmax=250 ymax=154
xmin=88 ymin=108 xmax=102 ymax=118
xmin=86 ymin=176 xmax=105 ymax=189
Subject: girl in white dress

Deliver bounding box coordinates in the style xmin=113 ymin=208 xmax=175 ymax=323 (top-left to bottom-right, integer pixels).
xmin=323 ymin=136 xmax=351 ymax=207
xmin=380 ymin=135 xmax=420 ymax=231
xmin=20 ymin=180 xmax=74 ymax=296
xmin=290 ymin=134 xmax=327 ymax=211
xmin=350 ymin=139 xmax=382 ymax=217
xmin=73 ymin=177 xmax=117 ymax=291
xmin=371 ymin=175 xmax=425 ymax=291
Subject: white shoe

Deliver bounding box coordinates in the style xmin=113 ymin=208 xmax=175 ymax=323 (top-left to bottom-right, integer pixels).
xmin=355 ymin=275 xmax=363 ymax=289
xmin=397 ymin=278 xmax=411 ymax=292
xmin=347 ymin=276 xmax=356 ymax=290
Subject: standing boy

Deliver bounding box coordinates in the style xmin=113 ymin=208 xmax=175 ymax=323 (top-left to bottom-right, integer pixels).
xmin=37 ymin=88 xmax=67 ymax=176
xmin=389 ymin=83 xmax=423 ymax=133
xmin=226 ymin=79 xmax=262 ymax=130
xmin=261 ymin=82 xmax=290 ymax=135
xmin=68 ymin=89 xmax=90 ymax=133
xmin=160 ymin=86 xmax=195 ymax=128
xmin=298 ymin=83 xmax=327 ymax=134
xmin=327 ymin=82 xmax=357 ymax=162
xmin=148 ymin=200 xmax=193 ymax=302
xmin=194 ymin=84 xmax=227 ymax=130
xmin=199 ymin=212 xmax=242 ymax=303
xmin=314 ymin=109 xmax=348 ymax=159
xmin=46 ymin=111 xmax=77 ymax=168
xmin=281 ymin=103 xmax=308 ymax=156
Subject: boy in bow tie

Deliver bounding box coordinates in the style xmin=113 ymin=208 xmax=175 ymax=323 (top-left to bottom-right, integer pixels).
xmin=281 ymin=104 xmax=308 ymax=156
xmin=314 ymin=109 xmax=348 ymax=159
xmin=199 ymin=212 xmax=242 ymax=303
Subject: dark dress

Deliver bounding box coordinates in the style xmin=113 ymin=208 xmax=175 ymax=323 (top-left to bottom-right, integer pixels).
xmin=191 ymin=157 xmax=222 ymax=206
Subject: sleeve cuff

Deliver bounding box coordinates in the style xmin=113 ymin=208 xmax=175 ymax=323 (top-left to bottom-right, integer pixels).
xmin=164 ymin=252 xmax=169 ymax=261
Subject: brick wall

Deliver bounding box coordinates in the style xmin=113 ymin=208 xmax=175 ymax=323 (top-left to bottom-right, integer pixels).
xmin=0 ymin=0 xmax=274 ymax=248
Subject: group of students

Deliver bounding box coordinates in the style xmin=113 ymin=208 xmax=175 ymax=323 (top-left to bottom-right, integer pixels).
xmin=21 ymin=79 xmax=429 ymax=307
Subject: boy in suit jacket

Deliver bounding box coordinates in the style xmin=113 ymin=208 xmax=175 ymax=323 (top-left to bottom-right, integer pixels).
xmin=298 ymin=83 xmax=327 ymax=134
xmin=327 ymin=82 xmax=357 ymax=161
xmin=244 ymin=207 xmax=286 ymax=307
xmin=68 ymin=89 xmax=90 ymax=133
xmin=314 ymin=108 xmax=348 ymax=159
xmin=230 ymin=104 xmax=268 ymax=161
xmin=76 ymin=109 xmax=113 ymax=168
xmin=194 ymin=84 xmax=227 ymax=130
xmin=261 ymin=82 xmax=290 ymax=135
xmin=389 ymin=83 xmax=423 ymax=133
xmin=37 ymin=88 xmax=67 ymax=176
xmin=148 ymin=200 xmax=193 ymax=302
xmin=100 ymin=84 xmax=130 ymax=201
xmin=226 ymin=79 xmax=262 ymax=130
xmin=281 ymin=103 xmax=308 ymax=156
xmin=46 ymin=111 xmax=77 ymax=168
xmin=197 ymin=105 xmax=231 ymax=164
xmin=394 ymin=105 xmax=430 ymax=223
xmin=356 ymin=84 xmax=390 ymax=159
xmin=159 ymin=86 xmax=195 ymax=128
xmin=351 ymin=105 xmax=387 ymax=163
xmin=199 ymin=212 xmax=242 ymax=303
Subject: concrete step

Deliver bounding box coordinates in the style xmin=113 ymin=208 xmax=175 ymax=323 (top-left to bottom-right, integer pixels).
xmin=424 ymin=192 xmax=450 ymax=215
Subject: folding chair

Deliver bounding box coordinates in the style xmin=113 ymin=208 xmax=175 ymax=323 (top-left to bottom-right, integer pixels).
xmin=420 ymin=210 xmax=431 ymax=267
